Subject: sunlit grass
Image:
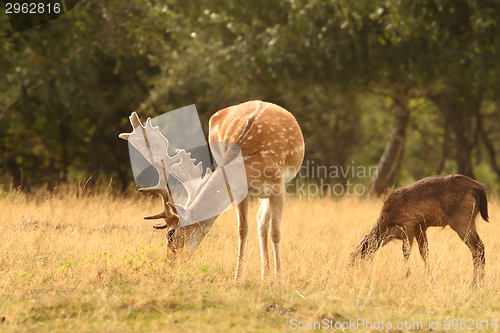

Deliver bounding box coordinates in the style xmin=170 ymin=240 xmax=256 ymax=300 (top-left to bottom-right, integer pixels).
xmin=1 ymin=185 xmax=499 ymax=332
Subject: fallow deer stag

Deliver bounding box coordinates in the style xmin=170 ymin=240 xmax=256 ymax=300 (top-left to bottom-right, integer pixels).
xmin=351 ymin=174 xmax=489 ymax=285
xmin=120 ymin=101 xmax=305 ymax=281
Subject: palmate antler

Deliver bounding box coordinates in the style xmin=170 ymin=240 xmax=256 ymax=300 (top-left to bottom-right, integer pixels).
xmin=119 ymin=112 xmax=212 ymax=228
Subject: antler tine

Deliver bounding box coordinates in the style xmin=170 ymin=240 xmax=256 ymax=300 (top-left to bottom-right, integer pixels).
xmin=142 ymin=189 xmax=179 ymax=230
xmin=169 ymin=150 xmax=213 ymax=207
xmin=119 ymin=112 xmax=142 ymax=141
xmin=153 ymin=223 xmax=169 ymax=229
xmin=129 ymin=111 xmax=142 ymax=129
xmin=150 ymin=202 xmax=179 ymax=229
xmin=138 ymin=188 xmax=163 ymax=193
xmin=144 ymin=211 xmax=167 ymax=220
xmin=119 ymin=133 xmax=130 ymax=140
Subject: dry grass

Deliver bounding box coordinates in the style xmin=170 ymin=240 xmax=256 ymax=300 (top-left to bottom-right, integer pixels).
xmin=1 ymin=185 xmax=500 ymax=332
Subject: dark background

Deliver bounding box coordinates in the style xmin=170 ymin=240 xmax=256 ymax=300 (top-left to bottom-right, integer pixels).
xmin=1 ymin=0 xmax=500 ymax=195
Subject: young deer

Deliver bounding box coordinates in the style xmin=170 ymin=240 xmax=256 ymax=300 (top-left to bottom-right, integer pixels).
xmin=120 ymin=101 xmax=305 ymax=281
xmin=351 ymin=174 xmax=489 ymax=285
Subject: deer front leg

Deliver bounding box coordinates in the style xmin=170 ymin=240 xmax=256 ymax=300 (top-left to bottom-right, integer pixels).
xmin=401 ymin=228 xmax=414 ymax=278
xmin=234 ymin=196 xmax=249 ymax=281
xmin=416 ymin=227 xmax=429 ymax=267
xmin=257 ymin=198 xmax=271 ymax=279
xmin=270 ymin=192 xmax=285 ymax=281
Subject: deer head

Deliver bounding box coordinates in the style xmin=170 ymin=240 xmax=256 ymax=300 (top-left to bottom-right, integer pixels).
xmin=120 ymin=112 xmax=246 ymax=255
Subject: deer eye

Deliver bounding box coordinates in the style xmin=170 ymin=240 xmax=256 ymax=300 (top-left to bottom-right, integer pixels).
xmin=167 ymin=229 xmax=176 ymax=240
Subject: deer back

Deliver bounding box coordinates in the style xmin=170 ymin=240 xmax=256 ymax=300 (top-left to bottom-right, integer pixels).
xmin=209 ymin=100 xmax=304 ymax=197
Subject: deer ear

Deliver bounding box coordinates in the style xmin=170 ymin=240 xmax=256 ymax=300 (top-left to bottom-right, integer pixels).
xmin=166 ymin=201 xmax=188 ymax=220
xmin=166 ymin=202 xmax=178 ymax=217
xmin=174 ymin=205 xmax=189 ymax=221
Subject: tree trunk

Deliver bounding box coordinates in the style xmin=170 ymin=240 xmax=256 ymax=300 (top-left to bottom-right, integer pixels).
xmin=429 ymin=86 xmax=482 ymax=179
xmin=436 ymin=120 xmax=449 ymax=174
xmin=481 ymin=126 xmax=500 ymax=180
xmin=369 ymin=83 xmax=410 ymax=197
xmin=453 ymin=124 xmax=475 ymax=178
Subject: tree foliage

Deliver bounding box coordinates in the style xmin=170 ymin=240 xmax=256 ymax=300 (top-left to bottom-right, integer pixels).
xmin=1 ymin=0 xmax=500 ymax=193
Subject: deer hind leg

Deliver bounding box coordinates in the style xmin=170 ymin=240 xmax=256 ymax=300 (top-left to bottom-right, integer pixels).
xmin=257 ymin=198 xmax=271 ymax=279
xmin=270 ymin=192 xmax=285 ymax=281
xmin=234 ymin=195 xmax=249 ymax=281
xmin=449 ymin=221 xmax=485 ymax=285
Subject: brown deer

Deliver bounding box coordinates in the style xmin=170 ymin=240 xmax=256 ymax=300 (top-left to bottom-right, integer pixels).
xmin=351 ymin=174 xmax=489 ymax=285
xmin=120 ymin=101 xmax=305 ymax=281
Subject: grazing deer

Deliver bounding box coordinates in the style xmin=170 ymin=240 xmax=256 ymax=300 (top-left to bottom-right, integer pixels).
xmin=120 ymin=101 xmax=305 ymax=280
xmin=351 ymin=174 xmax=489 ymax=285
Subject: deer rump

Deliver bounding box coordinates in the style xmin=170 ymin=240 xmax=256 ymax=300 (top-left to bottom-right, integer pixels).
xmin=352 ymin=174 xmax=489 ymax=283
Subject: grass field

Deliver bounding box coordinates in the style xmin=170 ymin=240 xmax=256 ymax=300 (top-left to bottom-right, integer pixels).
xmin=1 ymin=185 xmax=500 ymax=332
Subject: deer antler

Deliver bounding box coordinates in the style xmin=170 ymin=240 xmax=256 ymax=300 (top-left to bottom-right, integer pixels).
xmin=119 ymin=112 xmax=212 ymax=228
xmin=169 ymin=150 xmax=213 ymax=207
xmin=119 ymin=112 xmax=182 ymax=191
